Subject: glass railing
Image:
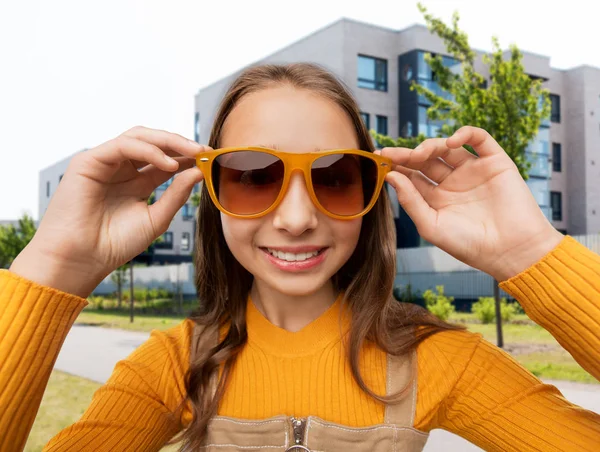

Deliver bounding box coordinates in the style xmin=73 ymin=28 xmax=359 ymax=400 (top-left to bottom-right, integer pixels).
xmin=417 ymin=79 xmax=454 ymax=105
xmin=525 ymin=151 xmax=551 ymax=178
xmin=540 ymin=206 xmax=552 ymax=221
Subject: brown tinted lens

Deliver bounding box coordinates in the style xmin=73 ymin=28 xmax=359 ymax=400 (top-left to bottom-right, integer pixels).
xmin=213 ymin=151 xmax=284 ymax=215
xmin=311 ymin=153 xmax=377 ymax=216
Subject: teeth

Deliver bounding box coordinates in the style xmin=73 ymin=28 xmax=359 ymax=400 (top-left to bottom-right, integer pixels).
xmin=267 ymin=248 xmax=320 ymax=262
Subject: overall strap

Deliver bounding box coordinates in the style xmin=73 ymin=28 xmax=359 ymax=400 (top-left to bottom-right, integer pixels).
xmin=384 ymin=350 xmax=418 ymax=427
xmin=191 ymin=322 xmax=220 ymax=398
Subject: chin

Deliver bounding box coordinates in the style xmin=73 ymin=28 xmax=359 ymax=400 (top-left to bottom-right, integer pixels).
xmin=262 ymin=274 xmax=332 ymax=298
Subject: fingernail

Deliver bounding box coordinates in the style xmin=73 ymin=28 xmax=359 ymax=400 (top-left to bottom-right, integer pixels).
xmin=188 ymin=139 xmax=200 ymax=147
xmin=164 ymin=155 xmax=177 ymax=164
xmin=414 ymin=145 xmax=423 ymax=152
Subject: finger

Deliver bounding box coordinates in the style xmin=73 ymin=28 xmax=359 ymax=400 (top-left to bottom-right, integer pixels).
xmin=446 ymin=126 xmax=504 ymax=158
xmin=390 ymin=166 xmax=438 ymax=199
xmin=82 ymin=136 xmax=180 ymax=182
xmin=382 ymin=138 xmax=474 ymax=168
xmin=137 ymin=157 xmax=196 ymax=196
xmin=130 ymin=149 xmax=194 ymax=170
xmin=386 ymin=171 xmax=437 ymax=237
xmin=381 ymin=139 xmax=452 ymax=184
xmin=149 ymin=166 xmax=204 ymax=233
xmin=121 ymin=126 xmax=209 ymax=159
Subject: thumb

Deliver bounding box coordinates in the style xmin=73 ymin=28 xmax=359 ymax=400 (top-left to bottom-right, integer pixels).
xmin=149 ymin=166 xmax=204 ymax=233
xmin=386 ymin=172 xmax=437 ymax=237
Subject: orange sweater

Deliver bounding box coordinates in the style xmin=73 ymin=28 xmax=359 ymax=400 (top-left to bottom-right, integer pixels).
xmin=1 ymin=235 xmax=599 ymax=451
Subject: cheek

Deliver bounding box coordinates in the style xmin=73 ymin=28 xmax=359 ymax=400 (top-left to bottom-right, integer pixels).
xmin=332 ymin=218 xmax=362 ymax=255
xmin=221 ymin=215 xmax=260 ymax=262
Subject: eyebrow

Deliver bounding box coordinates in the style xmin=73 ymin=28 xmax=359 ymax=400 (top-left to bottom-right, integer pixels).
xmin=255 ymin=144 xmax=329 ymax=152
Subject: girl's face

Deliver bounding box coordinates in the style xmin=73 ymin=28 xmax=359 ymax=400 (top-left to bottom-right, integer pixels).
xmin=219 ymin=86 xmax=362 ymax=297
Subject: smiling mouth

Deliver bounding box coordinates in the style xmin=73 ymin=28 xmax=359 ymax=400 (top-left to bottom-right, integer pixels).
xmin=260 ymin=247 xmax=327 ymax=262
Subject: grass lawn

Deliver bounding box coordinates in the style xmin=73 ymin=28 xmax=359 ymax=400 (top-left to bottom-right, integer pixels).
xmin=25 ymin=370 xmax=183 ymax=451
xmin=76 ymin=309 xmax=187 ymax=332
xmin=24 ymin=371 xmax=100 ymax=451
xmin=448 ymin=312 xmax=598 ymax=384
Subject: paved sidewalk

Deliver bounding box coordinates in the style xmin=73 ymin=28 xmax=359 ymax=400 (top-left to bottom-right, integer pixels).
xmin=54 ymin=325 xmax=600 ymax=452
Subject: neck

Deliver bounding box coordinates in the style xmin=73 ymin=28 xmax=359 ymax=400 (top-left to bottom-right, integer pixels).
xmin=249 ymin=279 xmax=337 ymax=332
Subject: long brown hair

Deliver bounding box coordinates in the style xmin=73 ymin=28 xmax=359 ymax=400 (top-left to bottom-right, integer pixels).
xmin=171 ymin=62 xmax=464 ymax=450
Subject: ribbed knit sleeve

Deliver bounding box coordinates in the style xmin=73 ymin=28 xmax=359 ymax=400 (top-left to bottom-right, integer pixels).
xmin=0 ymin=269 xmax=194 ymax=452
xmin=44 ymin=320 xmax=194 ymax=451
xmin=0 ymin=269 xmax=88 ymax=451
xmin=416 ymin=330 xmax=600 ymax=451
xmin=498 ymin=235 xmax=600 ymax=380
xmin=414 ymin=235 xmax=600 ymax=451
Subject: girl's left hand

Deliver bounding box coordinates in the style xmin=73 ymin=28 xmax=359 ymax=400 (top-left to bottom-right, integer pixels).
xmin=381 ymin=126 xmax=564 ymax=282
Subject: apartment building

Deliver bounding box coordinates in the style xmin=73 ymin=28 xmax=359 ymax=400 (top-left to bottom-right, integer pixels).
xmin=194 ymin=18 xmax=600 ymax=248
xmin=38 ymin=150 xmax=196 ymax=264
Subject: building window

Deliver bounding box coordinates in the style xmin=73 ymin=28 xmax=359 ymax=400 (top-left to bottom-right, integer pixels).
xmin=181 ymin=232 xmax=191 ymax=252
xmin=182 ymin=203 xmax=193 ymax=220
xmin=194 ymin=112 xmax=200 ymax=143
xmin=357 ymin=55 xmax=388 ymax=91
xmin=550 ymin=94 xmax=561 ymax=123
xmin=375 ymin=115 xmax=388 ymax=135
xmin=155 ymin=232 xmax=173 ymax=250
xmin=46 ymin=181 xmax=50 ymax=197
xmin=360 ymin=112 xmax=370 ymax=130
xmin=551 ymin=191 xmax=562 ymax=221
xmin=552 ymin=143 xmax=562 ymax=172
xmin=401 ymin=122 xmax=414 ymax=137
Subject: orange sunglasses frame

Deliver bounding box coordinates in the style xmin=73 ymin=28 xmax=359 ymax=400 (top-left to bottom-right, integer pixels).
xmin=195 ymin=146 xmax=392 ymax=220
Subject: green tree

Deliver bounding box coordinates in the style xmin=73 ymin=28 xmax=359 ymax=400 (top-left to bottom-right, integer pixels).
xmin=373 ymin=3 xmax=551 ymax=347
xmin=190 ymin=186 xmax=201 ymax=208
xmin=0 ymin=214 xmax=37 ymax=268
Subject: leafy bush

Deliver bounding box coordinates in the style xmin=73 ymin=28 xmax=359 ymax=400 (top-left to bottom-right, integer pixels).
xmin=471 ymin=297 xmax=518 ymax=324
xmin=134 ymin=287 xmax=148 ymax=303
xmin=422 ymin=285 xmax=455 ymax=321
xmin=87 ymin=295 xmax=104 ymax=310
xmin=148 ymin=288 xmax=160 ymax=301
xmin=157 ymin=288 xmax=172 ymax=299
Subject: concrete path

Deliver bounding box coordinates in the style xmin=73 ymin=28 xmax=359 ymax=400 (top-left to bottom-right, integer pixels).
xmin=53 ymin=325 xmax=600 ymax=452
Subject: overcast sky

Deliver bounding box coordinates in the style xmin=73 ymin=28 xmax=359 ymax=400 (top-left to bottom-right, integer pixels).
xmin=1 ymin=0 xmax=598 ymax=220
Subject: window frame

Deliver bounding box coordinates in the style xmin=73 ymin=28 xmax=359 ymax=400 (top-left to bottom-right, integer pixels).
xmin=550 ymin=94 xmax=561 ymax=123
xmin=360 ymin=112 xmax=370 ymax=130
xmin=551 ymin=191 xmax=563 ymax=221
xmin=552 ymin=142 xmax=562 ymax=172
xmin=154 ymin=231 xmax=174 ymax=250
xmin=375 ymin=115 xmax=388 ymax=135
xmin=181 ymin=232 xmax=191 ymax=251
xmin=357 ymin=55 xmax=388 ymax=92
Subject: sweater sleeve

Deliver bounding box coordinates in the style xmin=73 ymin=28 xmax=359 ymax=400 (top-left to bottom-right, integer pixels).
xmin=498 ymin=235 xmax=600 ymax=380
xmin=0 ymin=269 xmax=88 ymax=451
xmin=414 ymin=234 xmax=600 ymax=450
xmin=0 ymin=269 xmax=193 ymax=452
xmin=44 ymin=319 xmax=194 ymax=451
xmin=415 ymin=330 xmax=600 ymax=451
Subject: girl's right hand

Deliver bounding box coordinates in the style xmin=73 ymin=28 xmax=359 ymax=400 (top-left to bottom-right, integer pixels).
xmin=9 ymin=126 xmax=208 ymax=298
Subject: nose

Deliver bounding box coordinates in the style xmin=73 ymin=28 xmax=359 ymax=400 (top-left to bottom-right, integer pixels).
xmin=272 ymin=172 xmax=318 ymax=236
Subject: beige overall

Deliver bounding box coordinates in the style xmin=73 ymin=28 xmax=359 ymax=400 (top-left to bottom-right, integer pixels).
xmin=190 ymin=323 xmax=429 ymax=451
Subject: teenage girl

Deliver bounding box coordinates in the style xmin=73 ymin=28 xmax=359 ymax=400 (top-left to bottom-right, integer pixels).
xmin=1 ymin=63 xmax=599 ymax=451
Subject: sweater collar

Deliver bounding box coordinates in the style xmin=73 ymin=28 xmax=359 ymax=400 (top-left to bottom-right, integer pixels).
xmin=246 ymin=293 xmax=351 ymax=356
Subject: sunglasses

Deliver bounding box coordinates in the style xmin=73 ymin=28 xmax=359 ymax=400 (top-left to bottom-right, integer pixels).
xmin=195 ymin=147 xmax=392 ymax=220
